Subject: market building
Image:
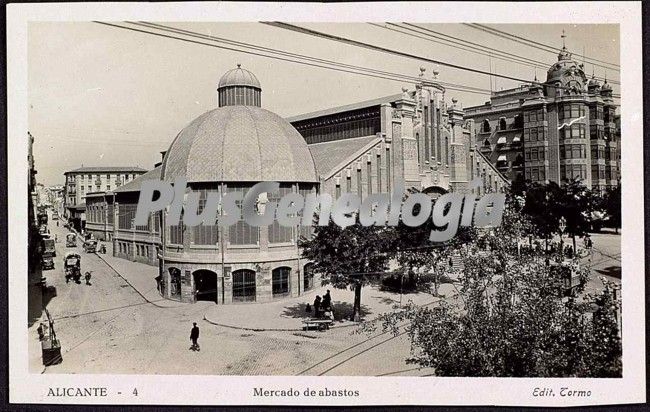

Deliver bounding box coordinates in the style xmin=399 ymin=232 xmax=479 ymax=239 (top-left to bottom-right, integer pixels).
xmin=96 ymin=64 xmax=508 ymax=304
xmin=464 ymin=41 xmax=620 ymax=193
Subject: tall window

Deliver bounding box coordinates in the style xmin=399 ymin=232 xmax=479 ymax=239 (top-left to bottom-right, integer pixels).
xmin=232 ymin=269 xmax=256 ymax=302
xmin=192 ymin=188 xmax=219 ymax=246
xmin=272 ymin=267 xmax=291 ymax=297
xmin=269 ymin=185 xmax=293 ymax=244
xmin=168 ymin=212 xmax=184 ymax=245
xmin=298 ymin=184 xmax=316 ymax=240
xmin=227 ymin=184 xmax=259 ymax=246
xmin=367 ymin=161 xmax=373 ymax=195
xmin=303 ymin=263 xmax=314 ymax=291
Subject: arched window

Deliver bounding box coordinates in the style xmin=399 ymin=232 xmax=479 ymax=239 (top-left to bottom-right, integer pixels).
xmin=168 ymin=267 xmax=182 ymax=299
xmin=272 ymin=267 xmax=291 ymax=297
xmin=303 ymin=263 xmax=315 ymax=291
xmin=482 ymin=119 xmax=491 ymax=133
xmin=232 ymin=269 xmax=256 ymax=302
xmin=499 ymin=117 xmax=507 ymax=131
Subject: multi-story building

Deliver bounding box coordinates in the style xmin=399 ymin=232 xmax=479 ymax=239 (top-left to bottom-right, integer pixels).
xmin=63 ymin=166 xmax=147 ymax=231
xmin=464 ymin=43 xmax=619 ymax=194
xmin=92 ymin=65 xmax=508 ymax=304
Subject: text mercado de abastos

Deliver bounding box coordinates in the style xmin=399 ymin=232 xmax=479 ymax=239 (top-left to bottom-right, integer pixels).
xmin=135 ymin=179 xmax=505 ymax=242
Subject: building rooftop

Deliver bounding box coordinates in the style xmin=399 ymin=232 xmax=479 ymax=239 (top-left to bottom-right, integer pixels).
xmin=113 ymin=166 xmax=162 ymax=193
xmin=65 ymin=166 xmax=148 ymax=174
xmin=287 ymin=93 xmax=401 ymax=123
xmin=162 ymin=105 xmax=318 ymax=183
xmin=308 ymin=135 xmax=380 ymax=178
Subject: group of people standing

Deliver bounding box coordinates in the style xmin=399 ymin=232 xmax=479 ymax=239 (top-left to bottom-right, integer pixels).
xmin=312 ymin=289 xmax=333 ymax=319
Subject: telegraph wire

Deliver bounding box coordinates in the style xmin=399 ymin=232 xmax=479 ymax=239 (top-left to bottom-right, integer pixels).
xmin=464 ymin=23 xmax=620 ymax=71
xmin=393 ymin=23 xmax=619 ymax=86
xmin=132 ymin=21 xmax=492 ymax=95
xmin=262 ymin=22 xmax=620 ymax=99
xmin=93 ymin=21 xmax=492 ymax=97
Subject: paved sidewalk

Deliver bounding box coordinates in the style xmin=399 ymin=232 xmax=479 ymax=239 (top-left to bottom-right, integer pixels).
xmin=203 ymin=283 xmax=457 ymax=331
xmin=94 ymin=243 xmax=186 ymax=309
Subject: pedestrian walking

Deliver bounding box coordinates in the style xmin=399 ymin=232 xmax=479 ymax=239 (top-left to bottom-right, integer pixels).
xmin=190 ymin=322 xmax=200 ymax=351
xmin=313 ymin=295 xmax=322 ymax=318
xmin=84 ymin=271 xmax=92 ymax=285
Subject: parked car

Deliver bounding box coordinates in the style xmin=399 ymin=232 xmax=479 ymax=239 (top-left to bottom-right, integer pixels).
xmin=41 ymin=255 xmax=55 ymax=270
xmin=83 ymin=239 xmax=97 ymax=253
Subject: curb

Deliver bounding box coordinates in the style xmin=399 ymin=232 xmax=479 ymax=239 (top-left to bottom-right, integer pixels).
xmin=202 ymin=313 xmax=361 ymax=332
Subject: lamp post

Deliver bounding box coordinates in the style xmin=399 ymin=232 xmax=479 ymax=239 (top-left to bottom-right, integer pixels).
xmin=558 ymin=216 xmax=567 ymax=261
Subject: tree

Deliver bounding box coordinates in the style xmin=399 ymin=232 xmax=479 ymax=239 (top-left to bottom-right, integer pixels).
xmin=299 ymin=219 xmax=391 ymax=321
xmin=603 ymin=185 xmax=621 ymax=233
xmin=384 ymin=191 xmax=478 ymax=295
xmin=363 ymin=201 xmax=622 ymax=377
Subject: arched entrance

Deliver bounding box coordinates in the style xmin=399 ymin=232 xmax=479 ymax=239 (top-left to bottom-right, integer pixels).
xmin=232 ymin=269 xmax=256 ymax=302
xmin=193 ymin=269 xmax=219 ymax=303
xmin=422 ymin=185 xmax=448 ymax=200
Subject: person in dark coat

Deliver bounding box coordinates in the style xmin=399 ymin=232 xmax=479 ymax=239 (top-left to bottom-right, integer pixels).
xmin=322 ymin=289 xmax=332 ymax=311
xmin=190 ymin=322 xmax=200 ymax=351
xmin=313 ymin=295 xmax=322 ymax=318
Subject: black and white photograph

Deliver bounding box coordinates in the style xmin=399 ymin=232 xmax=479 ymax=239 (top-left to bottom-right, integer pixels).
xmin=7 ymin=1 xmax=645 ymax=407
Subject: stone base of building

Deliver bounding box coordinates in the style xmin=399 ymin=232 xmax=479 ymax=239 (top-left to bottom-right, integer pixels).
xmin=159 ymin=258 xmax=319 ymax=304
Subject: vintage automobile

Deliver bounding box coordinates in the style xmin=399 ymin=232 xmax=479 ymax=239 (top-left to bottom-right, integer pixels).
xmin=41 ymin=255 xmax=55 ymax=270
xmin=63 ymin=252 xmax=81 ymax=283
xmin=65 ymin=233 xmax=77 ymax=247
xmin=83 ymin=239 xmax=97 ymax=253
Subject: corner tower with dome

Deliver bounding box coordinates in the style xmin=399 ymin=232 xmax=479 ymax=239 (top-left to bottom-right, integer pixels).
xmin=159 ymin=65 xmax=319 ymax=303
xmin=464 ymin=33 xmax=619 ymax=194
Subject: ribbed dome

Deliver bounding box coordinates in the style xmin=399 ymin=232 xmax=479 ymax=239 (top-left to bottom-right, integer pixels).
xmin=161 ymin=105 xmax=318 ymax=183
xmin=218 ymin=64 xmax=261 ymax=89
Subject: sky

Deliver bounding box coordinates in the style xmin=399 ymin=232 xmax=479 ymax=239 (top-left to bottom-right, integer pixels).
xmin=28 ymin=22 xmax=620 ymax=186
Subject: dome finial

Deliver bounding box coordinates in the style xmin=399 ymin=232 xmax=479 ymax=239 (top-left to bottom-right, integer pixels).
xmin=561 ymin=29 xmax=566 ymax=50
xmin=236 ymin=63 xmax=241 ymax=68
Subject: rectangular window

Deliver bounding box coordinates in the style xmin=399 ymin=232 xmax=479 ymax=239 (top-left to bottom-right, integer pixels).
xmin=298 ymin=184 xmax=316 ymax=240
xmin=524 ymin=128 xmax=530 ymax=142
xmin=227 ymin=184 xmax=259 ymax=246
xmin=531 ymin=148 xmax=538 ymax=160
xmin=192 ymin=188 xmax=219 ymax=246
xmin=531 ymin=128 xmax=537 ymax=141
xmin=357 ymin=168 xmax=362 ymax=197
xmin=377 ymin=154 xmax=382 ymax=192
xmin=269 ymin=185 xmax=293 ymax=244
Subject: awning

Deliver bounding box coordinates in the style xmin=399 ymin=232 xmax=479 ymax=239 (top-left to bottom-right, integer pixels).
xmin=496 ymin=136 xmax=507 ymax=145
xmin=497 ymin=155 xmax=507 ymax=162
xmin=512 ymin=135 xmax=521 ymax=143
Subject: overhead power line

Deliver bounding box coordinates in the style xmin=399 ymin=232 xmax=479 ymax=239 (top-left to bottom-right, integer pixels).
xmin=93 ymin=21 xmax=492 ymax=97
xmin=465 ymin=23 xmax=620 ymax=72
xmin=93 ymin=21 xmax=620 ymax=102
xmin=262 ymin=22 xmax=620 ymax=98
xmin=133 ymin=21 xmax=491 ymax=95
xmin=390 ymin=23 xmax=619 ymax=85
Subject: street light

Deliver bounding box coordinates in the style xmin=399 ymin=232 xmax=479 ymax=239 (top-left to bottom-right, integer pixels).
xmin=558 ymin=216 xmax=567 ymax=260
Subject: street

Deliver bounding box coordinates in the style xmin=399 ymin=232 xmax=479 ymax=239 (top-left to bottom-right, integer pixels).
xmin=29 ymin=217 xmax=437 ymax=376
xmin=29 ymin=218 xmax=622 ymax=376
